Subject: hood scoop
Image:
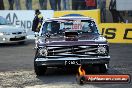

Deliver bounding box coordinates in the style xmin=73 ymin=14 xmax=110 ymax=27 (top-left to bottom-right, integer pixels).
xmin=65 ymin=31 xmax=78 ymax=41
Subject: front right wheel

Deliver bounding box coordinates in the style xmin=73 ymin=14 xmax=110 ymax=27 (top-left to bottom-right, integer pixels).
xmin=34 ymin=65 xmax=47 ymax=76
xmin=34 ymin=59 xmax=47 ymax=76
xmin=34 ymin=50 xmax=47 ymax=76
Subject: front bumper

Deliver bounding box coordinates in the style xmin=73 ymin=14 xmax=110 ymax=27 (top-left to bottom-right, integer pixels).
xmin=35 ymin=56 xmax=110 ymax=66
xmin=0 ymin=34 xmax=27 ymax=43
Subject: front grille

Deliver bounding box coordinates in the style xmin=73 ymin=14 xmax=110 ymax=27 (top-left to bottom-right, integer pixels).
xmin=10 ymin=36 xmax=25 ymax=41
xmin=12 ymin=32 xmax=22 ymax=35
xmin=47 ymin=45 xmax=99 ymax=58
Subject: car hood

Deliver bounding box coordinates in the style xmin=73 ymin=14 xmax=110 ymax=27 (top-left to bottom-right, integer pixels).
xmin=0 ymin=25 xmax=24 ymax=32
xmin=39 ymin=33 xmax=107 ymax=46
xmin=48 ymin=33 xmax=98 ymax=41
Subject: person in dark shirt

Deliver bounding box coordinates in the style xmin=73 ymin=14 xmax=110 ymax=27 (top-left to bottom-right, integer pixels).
xmin=8 ymin=0 xmax=21 ymax=10
xmin=14 ymin=0 xmax=21 ymax=10
xmin=72 ymin=0 xmax=86 ymax=10
xmin=39 ymin=0 xmax=47 ymax=10
xmin=32 ymin=9 xmax=43 ymax=33
xmin=109 ymin=0 xmax=124 ymax=23
xmin=0 ymin=0 xmax=5 ymax=10
xmin=8 ymin=0 xmax=14 ymax=10
xmin=63 ymin=0 xmax=70 ymax=10
xmin=25 ymin=0 xmax=32 ymax=10
xmin=49 ymin=0 xmax=61 ymax=10
xmin=85 ymin=0 xmax=97 ymax=10
xmin=32 ymin=10 xmax=43 ymax=48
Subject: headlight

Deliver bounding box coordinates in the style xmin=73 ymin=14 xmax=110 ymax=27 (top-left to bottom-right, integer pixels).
xmin=38 ymin=38 xmax=45 ymax=43
xmin=95 ymin=36 xmax=107 ymax=42
xmin=97 ymin=45 xmax=107 ymax=55
xmin=37 ymin=36 xmax=45 ymax=44
xmin=0 ymin=33 xmax=4 ymax=35
xmin=39 ymin=48 xmax=48 ymax=56
xmin=0 ymin=32 xmax=10 ymax=35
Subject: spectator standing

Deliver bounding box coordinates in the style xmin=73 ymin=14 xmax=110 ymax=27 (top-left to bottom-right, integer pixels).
xmin=49 ymin=0 xmax=55 ymax=10
xmin=72 ymin=0 xmax=78 ymax=10
xmin=56 ymin=0 xmax=61 ymax=10
xmin=72 ymin=0 xmax=86 ymax=10
xmin=0 ymin=0 xmax=5 ymax=10
xmin=32 ymin=9 xmax=43 ymax=48
xmin=98 ymin=0 xmax=106 ymax=22
xmin=109 ymin=0 xmax=124 ymax=23
xmin=25 ymin=0 xmax=32 ymax=10
xmin=32 ymin=9 xmax=43 ymax=33
xmin=39 ymin=0 xmax=47 ymax=10
xmin=80 ymin=0 xmax=86 ymax=10
xmin=8 ymin=0 xmax=14 ymax=10
xmin=63 ymin=0 xmax=70 ymax=10
xmin=128 ymin=11 xmax=132 ymax=17
xmin=85 ymin=0 xmax=97 ymax=10
xmin=49 ymin=0 xmax=61 ymax=10
xmin=14 ymin=0 xmax=21 ymax=10
xmin=32 ymin=9 xmax=43 ymax=39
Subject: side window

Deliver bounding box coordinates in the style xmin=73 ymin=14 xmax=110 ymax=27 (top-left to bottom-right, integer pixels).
xmin=51 ymin=22 xmax=60 ymax=34
xmin=81 ymin=20 xmax=98 ymax=33
xmin=42 ymin=22 xmax=49 ymax=34
xmin=89 ymin=21 xmax=98 ymax=33
xmin=47 ymin=23 xmax=51 ymax=31
xmin=82 ymin=22 xmax=91 ymax=32
xmin=60 ymin=23 xmax=64 ymax=30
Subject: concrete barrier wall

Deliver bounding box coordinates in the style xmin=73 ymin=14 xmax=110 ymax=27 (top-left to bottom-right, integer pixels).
xmin=0 ymin=10 xmax=132 ymax=43
xmin=0 ymin=10 xmax=54 ymax=35
xmin=54 ymin=10 xmax=101 ymax=24
xmin=98 ymin=23 xmax=132 ymax=43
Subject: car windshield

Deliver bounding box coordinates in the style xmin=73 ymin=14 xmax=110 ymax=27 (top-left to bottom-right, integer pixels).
xmin=0 ymin=17 xmax=10 ymax=25
xmin=41 ymin=19 xmax=98 ymax=35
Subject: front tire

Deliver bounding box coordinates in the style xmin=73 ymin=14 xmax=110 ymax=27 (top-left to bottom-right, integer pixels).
xmin=34 ymin=50 xmax=47 ymax=76
xmin=34 ymin=61 xmax=47 ymax=76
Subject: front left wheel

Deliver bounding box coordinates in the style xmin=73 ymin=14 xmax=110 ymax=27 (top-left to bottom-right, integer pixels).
xmin=34 ymin=62 xmax=47 ymax=76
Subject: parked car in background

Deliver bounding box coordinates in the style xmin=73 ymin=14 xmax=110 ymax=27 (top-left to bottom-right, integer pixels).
xmin=34 ymin=16 xmax=110 ymax=76
xmin=0 ymin=16 xmax=27 ymax=44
